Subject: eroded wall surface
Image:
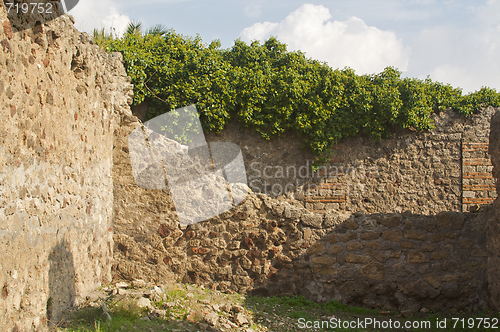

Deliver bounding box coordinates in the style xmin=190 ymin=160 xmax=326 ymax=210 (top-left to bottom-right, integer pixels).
xmin=205 ymin=107 xmax=497 ymax=214
xmin=488 ymin=110 xmax=500 ymax=310
xmin=0 ymin=5 xmax=133 ymax=330
xmin=114 ymin=191 xmax=491 ymax=313
xmin=113 ymin=110 xmax=496 ymax=314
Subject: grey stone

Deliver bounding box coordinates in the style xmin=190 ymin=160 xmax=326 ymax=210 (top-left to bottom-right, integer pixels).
xmin=324 ymin=211 xmax=350 ymax=228
xmin=131 ymin=279 xmax=146 ymax=288
xmin=115 ymin=282 xmax=128 ymax=289
xmin=204 ymin=312 xmax=219 ymax=326
xmin=137 ymin=297 xmax=152 ymax=309
xmin=301 ymin=213 xmax=323 ymax=228
xmin=234 ymin=313 xmax=249 ymax=325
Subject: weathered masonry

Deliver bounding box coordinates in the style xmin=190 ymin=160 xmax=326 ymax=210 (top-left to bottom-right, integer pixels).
xmin=2 ymin=1 xmax=500 ymax=329
xmin=304 ymin=108 xmax=497 ymax=214
xmin=204 ymin=107 xmax=497 ymax=214
xmin=462 ymin=142 xmax=496 ymax=211
xmin=0 ymin=6 xmax=133 ymax=331
xmin=113 ymin=106 xmax=500 ymax=315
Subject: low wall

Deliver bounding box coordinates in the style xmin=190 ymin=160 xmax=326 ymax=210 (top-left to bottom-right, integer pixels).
xmin=0 ymin=6 xmax=133 ymax=330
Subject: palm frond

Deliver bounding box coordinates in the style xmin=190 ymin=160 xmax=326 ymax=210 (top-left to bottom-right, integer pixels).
xmin=126 ymin=21 xmax=143 ymax=36
xmin=146 ymin=24 xmax=169 ymax=36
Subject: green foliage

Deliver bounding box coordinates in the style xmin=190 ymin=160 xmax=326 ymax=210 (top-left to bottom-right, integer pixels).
xmin=125 ymin=21 xmax=143 ymax=36
xmin=96 ymin=27 xmax=500 ymax=159
xmin=92 ymin=28 xmax=114 ymax=46
xmin=453 ymin=86 xmax=500 ymax=116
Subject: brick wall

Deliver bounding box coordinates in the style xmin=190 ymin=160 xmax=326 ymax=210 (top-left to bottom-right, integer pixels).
xmin=462 ymin=143 xmax=497 ymax=212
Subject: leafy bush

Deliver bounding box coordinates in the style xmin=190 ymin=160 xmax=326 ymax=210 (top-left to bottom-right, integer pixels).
xmin=96 ymin=27 xmax=500 ymax=161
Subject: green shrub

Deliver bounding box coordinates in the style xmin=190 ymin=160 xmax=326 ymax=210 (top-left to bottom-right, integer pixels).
xmin=96 ymin=27 xmax=500 ymax=161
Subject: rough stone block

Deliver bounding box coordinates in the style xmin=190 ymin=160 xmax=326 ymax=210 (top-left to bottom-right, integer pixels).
xmin=284 ymin=206 xmax=303 ymax=219
xmin=431 ymin=251 xmax=448 ymax=260
xmin=440 ymin=275 xmax=460 ymax=283
xmin=311 ymin=256 xmax=336 ymax=265
xmin=344 ymin=219 xmax=359 ymax=230
xmin=365 ymin=241 xmax=381 ymax=250
xmin=408 ymin=250 xmax=429 ymax=263
xmin=367 ymin=250 xmax=387 ymax=263
xmin=446 ymin=232 xmax=460 ymax=239
xmin=339 ymin=279 xmax=369 ymax=297
xmin=342 ymin=233 xmax=357 ymax=242
xmin=459 ymin=240 xmax=473 ymax=249
xmin=360 ymin=262 xmax=386 ymax=281
xmin=360 ymin=231 xmax=381 ymax=240
xmin=400 ymin=242 xmax=415 ymax=249
xmin=420 ymin=244 xmax=436 ymax=252
xmin=382 ymin=230 xmax=402 ymax=242
xmin=346 ymin=242 xmax=362 ymax=251
xmin=316 ymin=267 xmax=338 ymax=276
xmin=328 ymin=234 xmax=338 ymax=243
xmin=404 ymin=231 xmax=427 ymax=241
xmin=324 ymin=211 xmax=350 ymax=228
xmin=423 ymin=274 xmax=441 ymax=288
xmin=301 ymin=213 xmax=323 ymax=228
xmin=307 ymin=243 xmax=325 ymax=255
xmin=327 ymin=245 xmax=342 ymax=255
xmin=431 ymin=233 xmax=445 ymax=243
xmin=381 ymin=215 xmax=402 ymax=228
xmin=346 ymin=254 xmax=371 ymax=264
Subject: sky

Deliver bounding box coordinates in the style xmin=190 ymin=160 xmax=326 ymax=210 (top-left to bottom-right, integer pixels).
xmin=69 ymin=0 xmax=500 ymax=93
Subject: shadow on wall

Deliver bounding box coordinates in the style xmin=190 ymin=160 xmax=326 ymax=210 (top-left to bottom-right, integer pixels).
xmin=131 ymin=99 xmax=150 ymax=122
xmin=244 ymin=210 xmax=489 ymax=314
xmin=47 ymin=240 xmax=76 ymax=327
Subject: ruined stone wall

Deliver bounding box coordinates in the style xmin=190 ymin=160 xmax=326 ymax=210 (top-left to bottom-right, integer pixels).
xmin=112 ymin=110 xmax=494 ymax=314
xmin=487 ymin=111 xmax=500 ymax=310
xmin=0 ymin=4 xmax=133 ymax=330
xmin=205 ymin=107 xmax=497 ymax=214
xmin=113 ymin=187 xmax=491 ymax=313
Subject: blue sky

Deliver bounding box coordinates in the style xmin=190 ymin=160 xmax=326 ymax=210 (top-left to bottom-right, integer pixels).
xmin=70 ymin=0 xmax=500 ymax=93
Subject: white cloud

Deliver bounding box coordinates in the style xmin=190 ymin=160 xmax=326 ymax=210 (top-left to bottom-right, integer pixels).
xmin=69 ymin=0 xmax=130 ymax=37
xmin=408 ymin=0 xmax=500 ymax=92
xmin=240 ymin=4 xmax=409 ymax=74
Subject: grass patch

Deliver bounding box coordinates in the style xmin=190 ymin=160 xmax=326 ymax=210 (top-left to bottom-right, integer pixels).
xmin=245 ymin=294 xmax=500 ymax=332
xmin=55 ymin=283 xmax=500 ymax=332
xmin=58 ymin=299 xmax=185 ymax=332
xmin=246 ymin=295 xmax=378 ymax=317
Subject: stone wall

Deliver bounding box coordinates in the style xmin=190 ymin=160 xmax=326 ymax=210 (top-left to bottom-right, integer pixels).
xmin=0 ymin=2 xmax=497 ymax=328
xmin=113 ymin=184 xmax=491 ymax=313
xmin=112 ymin=109 xmax=496 ymax=313
xmin=204 ymin=107 xmax=497 ymax=214
xmin=487 ymin=111 xmax=500 ymax=311
xmin=0 ymin=4 xmax=133 ymax=330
